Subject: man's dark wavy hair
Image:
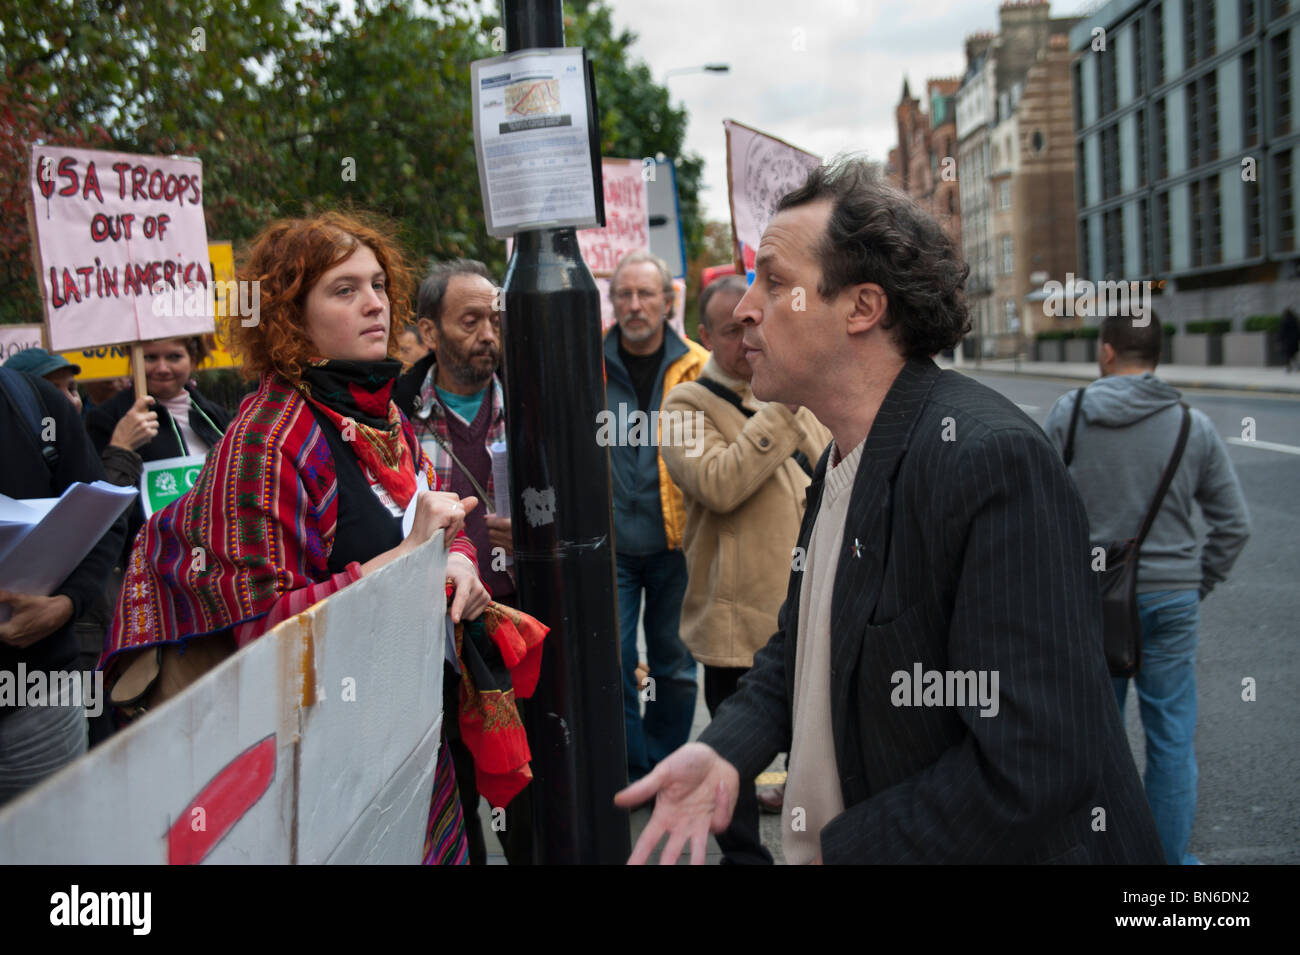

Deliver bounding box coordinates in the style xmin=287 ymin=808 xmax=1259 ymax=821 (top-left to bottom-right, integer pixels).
xmin=776 ymin=157 xmax=971 ymax=359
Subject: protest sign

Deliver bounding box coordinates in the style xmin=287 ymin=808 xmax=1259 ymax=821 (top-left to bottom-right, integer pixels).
xmin=0 ymin=325 xmax=43 ymax=362
xmin=58 ymin=240 xmax=239 ymax=379
xmin=206 ymin=239 xmax=240 ymax=368
xmin=140 ymin=454 xmax=207 ymax=517
xmin=724 ymin=120 xmax=820 ymax=274
xmin=577 ymin=158 xmax=650 ymax=276
xmin=27 ymin=145 xmax=213 ymax=353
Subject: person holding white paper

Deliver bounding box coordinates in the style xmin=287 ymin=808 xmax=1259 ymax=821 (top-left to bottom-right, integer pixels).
xmin=5 ymin=347 xmax=156 ymax=683
xmin=0 ymin=367 xmax=127 ymax=805
xmin=394 ymin=258 xmax=531 ymax=867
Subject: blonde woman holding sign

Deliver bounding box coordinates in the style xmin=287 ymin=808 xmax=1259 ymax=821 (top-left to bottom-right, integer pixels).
xmin=86 ymin=335 xmax=231 ymax=464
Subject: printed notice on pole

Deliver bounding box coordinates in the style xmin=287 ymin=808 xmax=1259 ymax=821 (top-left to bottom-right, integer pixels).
xmin=471 ymin=48 xmax=600 ymax=237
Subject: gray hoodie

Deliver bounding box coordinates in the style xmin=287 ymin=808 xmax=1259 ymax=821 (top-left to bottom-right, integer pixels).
xmin=1043 ymin=372 xmax=1250 ymax=597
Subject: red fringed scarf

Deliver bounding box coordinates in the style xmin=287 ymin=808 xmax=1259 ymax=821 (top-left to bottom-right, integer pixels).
xmin=297 ymin=358 xmax=417 ymax=508
xmin=305 ymin=398 xmax=417 ymax=509
xmin=449 ymin=595 xmax=549 ymax=808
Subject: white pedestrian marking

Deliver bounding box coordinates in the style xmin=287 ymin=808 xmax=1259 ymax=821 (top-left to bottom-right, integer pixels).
xmin=1226 ymin=437 xmax=1300 ymax=456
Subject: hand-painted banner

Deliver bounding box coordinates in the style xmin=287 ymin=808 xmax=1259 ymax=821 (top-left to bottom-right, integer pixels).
xmin=58 ymin=241 xmax=238 ymax=380
xmin=0 ymin=324 xmax=43 ymax=361
xmin=577 ymin=158 xmax=651 ymax=277
xmin=723 ymin=120 xmax=820 ymax=274
xmin=28 ymin=145 xmax=213 ymax=352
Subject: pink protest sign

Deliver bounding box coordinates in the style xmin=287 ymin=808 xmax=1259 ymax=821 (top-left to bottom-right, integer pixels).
xmin=724 ymin=120 xmax=820 ymax=273
xmin=577 ymin=158 xmax=650 ymax=276
xmin=27 ymin=145 xmax=213 ymax=352
xmin=0 ymin=324 xmax=43 ymax=362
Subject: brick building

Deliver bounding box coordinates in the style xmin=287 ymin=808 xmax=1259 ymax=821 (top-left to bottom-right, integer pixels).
xmin=887 ymin=77 xmax=963 ymax=252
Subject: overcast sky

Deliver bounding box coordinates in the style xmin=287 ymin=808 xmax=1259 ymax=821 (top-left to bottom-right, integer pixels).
xmin=603 ymin=0 xmax=1092 ymax=222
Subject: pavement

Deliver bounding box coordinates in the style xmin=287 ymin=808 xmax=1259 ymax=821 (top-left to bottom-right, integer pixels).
xmin=946 ymin=357 xmax=1300 ymax=394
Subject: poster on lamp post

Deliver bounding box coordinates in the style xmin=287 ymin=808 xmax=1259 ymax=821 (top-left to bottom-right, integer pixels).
xmin=471 ymin=47 xmax=603 ymax=237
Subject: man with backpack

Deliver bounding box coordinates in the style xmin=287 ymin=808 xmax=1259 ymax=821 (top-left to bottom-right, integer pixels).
xmin=1043 ymin=312 xmax=1251 ymax=865
xmin=0 ymin=366 xmax=126 ymax=804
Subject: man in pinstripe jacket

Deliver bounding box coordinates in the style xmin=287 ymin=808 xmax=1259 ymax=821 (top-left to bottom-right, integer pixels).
xmin=616 ymin=159 xmax=1164 ymax=865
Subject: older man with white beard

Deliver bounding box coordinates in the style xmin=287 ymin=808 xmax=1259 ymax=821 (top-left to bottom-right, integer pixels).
xmin=602 ymin=250 xmax=709 ymax=788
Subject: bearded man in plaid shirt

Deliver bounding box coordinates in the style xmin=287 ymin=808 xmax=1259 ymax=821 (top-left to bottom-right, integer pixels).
xmin=395 ymin=258 xmax=527 ymax=864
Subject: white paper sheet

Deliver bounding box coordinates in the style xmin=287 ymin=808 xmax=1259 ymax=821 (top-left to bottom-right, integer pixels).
xmin=490 ymin=441 xmax=511 ymax=520
xmin=0 ymin=481 xmax=137 ymax=621
xmin=400 ymin=470 xmax=432 ymax=538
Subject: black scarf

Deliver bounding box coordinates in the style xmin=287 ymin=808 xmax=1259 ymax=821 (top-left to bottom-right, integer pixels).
xmin=296 ymin=358 xmax=403 ymax=430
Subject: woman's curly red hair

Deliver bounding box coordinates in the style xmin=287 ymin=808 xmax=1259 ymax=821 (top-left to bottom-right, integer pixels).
xmin=228 ymin=210 xmax=415 ymax=382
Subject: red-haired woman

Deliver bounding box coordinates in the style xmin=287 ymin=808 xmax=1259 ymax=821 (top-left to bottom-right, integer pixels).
xmin=102 ymin=212 xmax=493 ymax=864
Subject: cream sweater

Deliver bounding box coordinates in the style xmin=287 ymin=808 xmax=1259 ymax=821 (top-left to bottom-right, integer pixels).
xmin=783 ymin=438 xmax=863 ymax=865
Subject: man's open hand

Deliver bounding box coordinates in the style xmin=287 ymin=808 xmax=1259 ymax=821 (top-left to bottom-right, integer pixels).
xmin=613 ymin=742 xmax=740 ymax=865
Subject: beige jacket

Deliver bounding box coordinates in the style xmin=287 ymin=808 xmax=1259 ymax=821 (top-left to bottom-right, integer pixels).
xmin=661 ymin=355 xmax=832 ymax=668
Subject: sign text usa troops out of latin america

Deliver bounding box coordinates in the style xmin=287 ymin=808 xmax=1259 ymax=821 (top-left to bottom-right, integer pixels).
xmin=28 ymin=145 xmax=213 ymax=353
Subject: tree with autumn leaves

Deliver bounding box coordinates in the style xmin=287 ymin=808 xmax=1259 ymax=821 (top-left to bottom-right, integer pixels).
xmin=0 ymin=0 xmax=705 ymax=326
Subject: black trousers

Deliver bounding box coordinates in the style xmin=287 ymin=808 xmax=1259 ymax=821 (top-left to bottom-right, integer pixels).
xmin=704 ymin=665 xmax=774 ymax=865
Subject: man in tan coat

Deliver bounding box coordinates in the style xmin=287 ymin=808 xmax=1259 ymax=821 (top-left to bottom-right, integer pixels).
xmin=661 ymin=273 xmax=830 ymax=863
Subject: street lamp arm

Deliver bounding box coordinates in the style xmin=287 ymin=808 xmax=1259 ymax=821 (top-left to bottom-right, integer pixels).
xmin=662 ymin=63 xmax=731 ymax=83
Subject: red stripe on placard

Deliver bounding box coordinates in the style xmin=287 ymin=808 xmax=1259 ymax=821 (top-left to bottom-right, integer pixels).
xmin=168 ymin=734 xmax=276 ymax=865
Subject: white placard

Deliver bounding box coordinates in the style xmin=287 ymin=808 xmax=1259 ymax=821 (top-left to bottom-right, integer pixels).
xmin=0 ymin=532 xmax=447 ymax=864
xmin=724 ymin=120 xmax=821 ymax=272
xmin=0 ymin=324 xmax=43 ymax=362
xmin=28 ymin=145 xmax=213 ymax=352
xmin=576 ymin=158 xmax=650 ymax=275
